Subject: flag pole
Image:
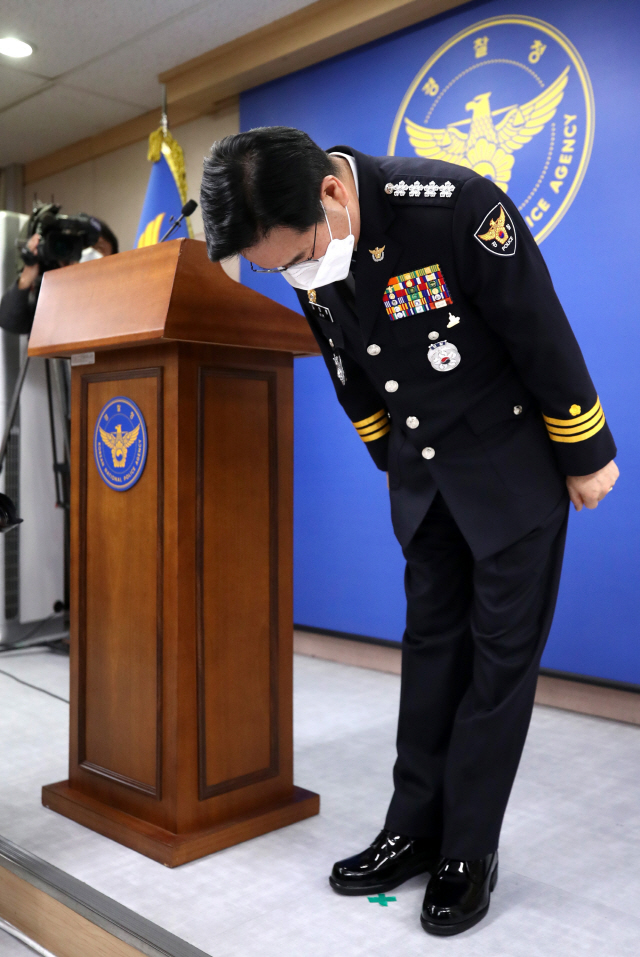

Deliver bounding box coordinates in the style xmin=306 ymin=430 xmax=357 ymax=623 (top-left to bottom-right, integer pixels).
xmin=161 ymin=83 xmax=168 ymax=135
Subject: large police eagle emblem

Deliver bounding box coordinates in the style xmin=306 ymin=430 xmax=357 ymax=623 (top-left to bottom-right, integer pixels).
xmin=389 ymin=16 xmax=594 ymax=243
xmin=94 ymin=396 xmax=148 ymax=491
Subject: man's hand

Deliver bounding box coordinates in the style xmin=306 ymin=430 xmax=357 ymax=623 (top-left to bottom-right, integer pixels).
xmin=17 ymin=234 xmax=40 ymax=290
xmin=566 ymin=460 xmax=619 ymax=512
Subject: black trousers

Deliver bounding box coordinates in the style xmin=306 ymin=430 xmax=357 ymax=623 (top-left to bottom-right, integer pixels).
xmin=384 ymin=491 xmax=569 ymax=860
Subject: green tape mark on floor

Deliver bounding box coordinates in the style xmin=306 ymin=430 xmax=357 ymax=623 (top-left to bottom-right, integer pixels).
xmin=367 ymin=893 xmax=397 ymax=906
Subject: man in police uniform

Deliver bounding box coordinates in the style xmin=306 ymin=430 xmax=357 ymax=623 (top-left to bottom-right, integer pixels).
xmin=199 ymin=127 xmax=618 ymax=936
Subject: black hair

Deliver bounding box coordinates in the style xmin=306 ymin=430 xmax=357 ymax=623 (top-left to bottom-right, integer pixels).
xmin=200 ymin=126 xmax=334 ymax=261
xmin=96 ymin=220 xmax=119 ymax=254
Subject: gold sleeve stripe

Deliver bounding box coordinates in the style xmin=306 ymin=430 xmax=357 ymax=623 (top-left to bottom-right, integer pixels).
xmin=546 ymin=408 xmax=604 ymax=437
xmin=361 ymin=423 xmax=391 ymax=443
xmin=353 ymin=409 xmax=387 ymax=429
xmin=358 ymin=418 xmax=390 ymax=436
xmin=543 ymin=394 xmax=606 ymax=444
xmin=355 ymin=415 xmax=387 ymax=435
xmin=546 ymin=413 xmax=605 ymax=444
xmin=543 ymin=397 xmax=600 ymax=427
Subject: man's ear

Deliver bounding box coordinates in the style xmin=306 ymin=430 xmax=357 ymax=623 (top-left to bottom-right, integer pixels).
xmin=320 ymin=175 xmax=349 ymax=207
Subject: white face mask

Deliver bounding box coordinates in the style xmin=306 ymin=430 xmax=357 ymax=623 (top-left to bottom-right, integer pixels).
xmin=282 ymin=203 xmax=354 ymax=290
xmin=80 ymin=247 xmax=104 ymax=263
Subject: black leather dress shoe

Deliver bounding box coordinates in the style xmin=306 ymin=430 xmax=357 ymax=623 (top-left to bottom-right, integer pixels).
xmin=329 ymin=829 xmax=439 ymax=896
xmin=420 ymin=852 xmax=498 ymax=935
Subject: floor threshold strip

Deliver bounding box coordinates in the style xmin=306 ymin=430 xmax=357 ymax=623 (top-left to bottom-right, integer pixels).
xmin=0 ymin=835 xmax=211 ymax=957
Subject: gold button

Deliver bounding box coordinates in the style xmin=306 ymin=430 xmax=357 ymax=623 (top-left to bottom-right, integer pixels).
xmin=513 ymin=405 xmax=523 ymax=415
xmin=406 ymin=416 xmax=419 ymax=429
xmin=422 ymin=447 xmax=435 ymax=460
xmin=385 ymin=380 xmax=399 ymax=392
xmin=367 ymin=344 xmax=381 ymax=356
xmin=428 ymin=331 xmax=439 ymax=341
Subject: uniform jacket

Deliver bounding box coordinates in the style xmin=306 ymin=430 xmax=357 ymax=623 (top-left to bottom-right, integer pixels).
xmin=295 ymin=147 xmax=616 ymax=559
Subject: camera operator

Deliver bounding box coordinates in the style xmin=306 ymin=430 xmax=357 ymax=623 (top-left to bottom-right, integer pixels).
xmin=0 ymin=212 xmax=118 ymax=336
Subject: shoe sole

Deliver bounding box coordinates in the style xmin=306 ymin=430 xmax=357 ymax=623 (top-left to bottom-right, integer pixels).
xmin=329 ymin=858 xmax=436 ymax=896
xmin=420 ymin=861 xmax=499 ymax=936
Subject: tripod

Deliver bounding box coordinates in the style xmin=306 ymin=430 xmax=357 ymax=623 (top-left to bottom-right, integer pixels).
xmin=0 ymin=349 xmax=70 ymax=653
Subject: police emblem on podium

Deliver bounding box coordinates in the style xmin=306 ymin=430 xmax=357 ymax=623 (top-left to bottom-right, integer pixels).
xmin=94 ymin=396 xmax=148 ymax=491
xmin=389 ymin=15 xmax=594 ymax=244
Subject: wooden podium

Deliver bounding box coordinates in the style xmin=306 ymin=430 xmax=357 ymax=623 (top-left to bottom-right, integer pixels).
xmin=29 ymin=239 xmax=321 ymax=866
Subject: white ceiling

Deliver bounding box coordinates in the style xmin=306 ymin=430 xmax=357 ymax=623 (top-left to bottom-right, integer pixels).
xmin=0 ymin=0 xmax=317 ymax=166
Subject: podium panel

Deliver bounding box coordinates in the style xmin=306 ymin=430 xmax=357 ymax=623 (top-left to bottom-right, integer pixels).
xmin=82 ymin=371 xmax=162 ymax=796
xmin=198 ymin=369 xmax=277 ymax=798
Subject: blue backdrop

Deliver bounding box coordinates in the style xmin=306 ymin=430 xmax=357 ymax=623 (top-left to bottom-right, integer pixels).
xmin=240 ymin=0 xmax=640 ymax=683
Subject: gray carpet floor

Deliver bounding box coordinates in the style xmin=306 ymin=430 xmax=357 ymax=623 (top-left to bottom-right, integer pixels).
xmin=1 ymin=648 xmax=639 ymax=955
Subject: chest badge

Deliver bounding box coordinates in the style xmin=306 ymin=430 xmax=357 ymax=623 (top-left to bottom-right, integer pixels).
xmin=447 ymin=313 xmax=460 ymax=327
xmin=369 ymin=246 xmax=385 ymax=262
xmin=428 ymin=340 xmax=461 ymax=372
xmin=383 ymin=264 xmax=452 ymax=320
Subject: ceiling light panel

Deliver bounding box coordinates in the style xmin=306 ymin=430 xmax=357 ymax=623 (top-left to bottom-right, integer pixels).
xmin=0 ymin=37 xmax=33 ymax=57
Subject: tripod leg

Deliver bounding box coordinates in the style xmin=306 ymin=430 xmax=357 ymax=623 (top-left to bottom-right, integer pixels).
xmin=45 ymin=360 xmax=63 ymax=507
xmin=46 ymin=358 xmax=71 ymax=614
xmin=50 ymin=359 xmax=71 ymax=464
xmin=0 ymin=353 xmax=29 ymax=476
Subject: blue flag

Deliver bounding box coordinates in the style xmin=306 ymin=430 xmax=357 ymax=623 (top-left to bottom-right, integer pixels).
xmin=136 ymin=128 xmax=192 ymax=247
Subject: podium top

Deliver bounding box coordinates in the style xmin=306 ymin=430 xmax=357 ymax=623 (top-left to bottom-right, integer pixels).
xmin=28 ymin=238 xmax=320 ymax=358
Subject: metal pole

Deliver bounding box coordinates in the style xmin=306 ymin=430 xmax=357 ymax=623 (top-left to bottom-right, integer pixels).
xmin=161 ymin=83 xmax=168 ymax=134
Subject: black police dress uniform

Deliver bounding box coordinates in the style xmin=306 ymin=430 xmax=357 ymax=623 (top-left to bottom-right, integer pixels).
xmin=295 ymin=146 xmax=616 ymax=860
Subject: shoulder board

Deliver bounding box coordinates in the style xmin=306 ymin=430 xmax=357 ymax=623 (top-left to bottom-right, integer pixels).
xmin=383 ymin=177 xmax=463 ymax=208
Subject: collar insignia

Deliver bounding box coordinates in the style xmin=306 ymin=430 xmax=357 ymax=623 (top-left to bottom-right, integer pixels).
xmin=308 ymin=289 xmax=317 ymax=303
xmin=369 ymin=246 xmax=385 ymax=263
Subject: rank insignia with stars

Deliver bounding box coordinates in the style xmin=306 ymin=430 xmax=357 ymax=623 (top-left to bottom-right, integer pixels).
xmin=369 ymin=246 xmax=385 ymax=262
xmin=474 ymin=203 xmax=516 ymax=257
xmin=384 ymin=180 xmax=456 ymax=198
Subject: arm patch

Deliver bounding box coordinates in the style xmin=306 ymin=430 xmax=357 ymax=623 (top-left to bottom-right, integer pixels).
xmin=474 ymin=202 xmax=517 ymax=257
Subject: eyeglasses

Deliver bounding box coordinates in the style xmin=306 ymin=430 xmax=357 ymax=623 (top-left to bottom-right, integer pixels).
xmin=250 ymin=221 xmax=318 ymax=273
